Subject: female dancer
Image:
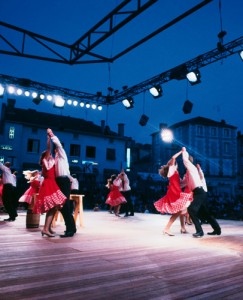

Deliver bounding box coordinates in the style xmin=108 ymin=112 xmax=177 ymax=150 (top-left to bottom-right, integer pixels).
xmin=154 ymin=150 xmax=192 ymax=236
xmin=19 ymin=170 xmax=41 ymax=207
xmin=33 ymin=136 xmax=66 ymax=237
xmin=105 ymin=174 xmax=127 ymax=217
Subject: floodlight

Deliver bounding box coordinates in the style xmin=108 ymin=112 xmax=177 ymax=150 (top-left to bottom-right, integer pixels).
xmin=0 ymin=84 xmax=5 ymax=97
xmin=186 ymin=70 xmax=201 ymax=85
xmin=54 ymin=96 xmax=65 ymax=108
xmin=240 ymin=50 xmax=243 ymax=61
xmin=97 ymin=105 xmax=102 ymax=111
xmin=122 ymin=97 xmax=134 ymax=109
xmin=149 ymin=85 xmax=163 ymax=98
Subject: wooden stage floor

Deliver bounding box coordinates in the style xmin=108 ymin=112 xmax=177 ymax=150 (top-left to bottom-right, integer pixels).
xmin=0 ymin=210 xmax=242 ymax=300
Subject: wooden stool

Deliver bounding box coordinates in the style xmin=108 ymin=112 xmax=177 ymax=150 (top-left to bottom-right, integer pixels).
xmin=70 ymin=194 xmax=84 ymax=227
xmin=52 ymin=194 xmax=84 ymax=227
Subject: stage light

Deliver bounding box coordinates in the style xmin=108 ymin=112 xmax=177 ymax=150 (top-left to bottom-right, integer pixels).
xmin=0 ymin=84 xmax=5 ymax=97
xmin=80 ymin=102 xmax=85 ymax=107
xmin=122 ymin=97 xmax=134 ymax=109
xmin=91 ymin=103 xmax=97 ymax=109
xmin=33 ymin=95 xmax=42 ymax=105
xmin=97 ymin=105 xmax=102 ymax=111
xmin=54 ymin=96 xmax=65 ymax=108
xmin=149 ymin=85 xmax=163 ymax=98
xmin=86 ymin=103 xmax=91 ymax=108
xmin=67 ymin=99 xmax=72 ymax=105
xmin=46 ymin=95 xmax=52 ymax=101
xmin=161 ymin=129 xmax=174 ymax=143
xmin=40 ymin=94 xmax=45 ymax=100
xmin=24 ymin=91 xmax=30 ymax=97
xmin=16 ymin=88 xmax=23 ymax=95
xmin=139 ymin=114 xmax=149 ymax=126
xmin=7 ymin=86 xmax=15 ymax=94
xmin=183 ymin=100 xmax=193 ymax=114
xmin=186 ymin=70 xmax=201 ymax=85
xmin=240 ymin=50 xmax=243 ymax=61
xmin=32 ymin=92 xmax=38 ymax=98
xmin=73 ymin=100 xmax=78 ymax=106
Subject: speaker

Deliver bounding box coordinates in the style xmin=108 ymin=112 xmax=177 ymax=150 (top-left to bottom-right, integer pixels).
xmin=183 ymin=100 xmax=193 ymax=114
xmin=139 ymin=114 xmax=149 ymax=126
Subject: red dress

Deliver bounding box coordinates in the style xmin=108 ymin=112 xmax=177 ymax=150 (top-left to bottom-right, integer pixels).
xmin=105 ymin=185 xmax=127 ymax=207
xmin=154 ymin=165 xmax=192 ymax=214
xmin=19 ymin=179 xmax=40 ymax=204
xmin=33 ymin=161 xmax=66 ymax=214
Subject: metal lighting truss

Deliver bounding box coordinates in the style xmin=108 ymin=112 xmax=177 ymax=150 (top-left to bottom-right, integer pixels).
xmin=0 ymin=0 xmax=212 ymax=64
xmin=0 ymin=37 xmax=243 ymax=105
xmin=0 ymin=35 xmax=242 ymax=106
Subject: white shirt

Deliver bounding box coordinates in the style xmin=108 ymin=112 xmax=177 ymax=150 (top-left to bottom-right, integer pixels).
xmin=51 ymin=135 xmax=70 ymax=177
xmin=181 ymin=150 xmax=203 ymax=191
xmin=0 ymin=162 xmax=15 ymax=186
xmin=119 ymin=173 xmax=131 ymax=192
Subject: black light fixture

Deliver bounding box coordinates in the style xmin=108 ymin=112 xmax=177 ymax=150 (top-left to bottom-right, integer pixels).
xmin=182 ymin=100 xmax=193 ymax=114
xmin=122 ymin=97 xmax=134 ymax=109
xmin=149 ymin=85 xmax=163 ymax=98
xmin=32 ymin=95 xmax=42 ymax=105
xmin=139 ymin=114 xmax=149 ymax=126
xmin=186 ymin=69 xmax=201 ymax=85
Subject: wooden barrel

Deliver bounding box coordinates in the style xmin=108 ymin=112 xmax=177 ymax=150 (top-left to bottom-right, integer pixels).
xmin=26 ymin=209 xmax=40 ymax=228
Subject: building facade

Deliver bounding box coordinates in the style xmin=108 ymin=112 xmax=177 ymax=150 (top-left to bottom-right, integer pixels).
xmin=151 ymin=117 xmax=239 ymax=197
xmin=0 ymin=102 xmax=132 ymax=185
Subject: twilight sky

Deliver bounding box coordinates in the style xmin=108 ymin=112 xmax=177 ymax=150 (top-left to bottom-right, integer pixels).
xmin=0 ymin=0 xmax=242 ymax=144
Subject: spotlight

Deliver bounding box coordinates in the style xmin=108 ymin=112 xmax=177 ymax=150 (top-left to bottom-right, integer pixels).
xmin=33 ymin=95 xmax=42 ymax=105
xmin=54 ymin=96 xmax=65 ymax=108
xmin=139 ymin=114 xmax=149 ymax=126
xmin=0 ymin=84 xmax=5 ymax=97
xmin=97 ymin=105 xmax=102 ymax=111
xmin=24 ymin=91 xmax=30 ymax=97
xmin=122 ymin=97 xmax=134 ymax=109
xmin=86 ymin=103 xmax=91 ymax=108
xmin=16 ymin=88 xmax=23 ymax=95
xmin=149 ymin=85 xmax=163 ymax=98
xmin=239 ymin=50 xmax=243 ymax=61
xmin=161 ymin=129 xmax=174 ymax=143
xmin=186 ymin=70 xmax=201 ymax=85
xmin=183 ymin=100 xmax=193 ymax=114
xmin=91 ymin=103 xmax=97 ymax=109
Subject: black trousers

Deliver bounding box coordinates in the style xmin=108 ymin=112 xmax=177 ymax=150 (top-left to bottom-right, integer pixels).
xmin=56 ymin=176 xmax=76 ymax=232
xmin=121 ymin=190 xmax=134 ymax=215
xmin=188 ymin=187 xmax=221 ymax=233
xmin=2 ymin=183 xmax=17 ymax=219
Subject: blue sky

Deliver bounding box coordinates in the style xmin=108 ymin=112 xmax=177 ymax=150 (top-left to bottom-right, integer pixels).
xmin=0 ymin=0 xmax=242 ymax=143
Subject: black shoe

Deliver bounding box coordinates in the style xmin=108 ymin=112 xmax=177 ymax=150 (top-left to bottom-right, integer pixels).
xmin=193 ymin=231 xmax=204 ymax=238
xmin=129 ymin=213 xmax=134 ymax=216
xmin=60 ymin=231 xmax=75 ymax=238
xmin=4 ymin=218 xmax=15 ymax=222
xmin=124 ymin=214 xmax=129 ymax=217
xmin=207 ymin=230 xmax=221 ymax=236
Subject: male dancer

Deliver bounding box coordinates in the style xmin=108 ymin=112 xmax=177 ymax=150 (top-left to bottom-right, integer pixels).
xmin=181 ymin=147 xmax=221 ymax=238
xmin=47 ymin=128 xmax=76 ymax=237
xmin=119 ymin=169 xmax=134 ymax=217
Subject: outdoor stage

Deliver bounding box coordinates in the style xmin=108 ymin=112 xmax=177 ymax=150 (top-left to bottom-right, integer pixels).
xmin=0 ymin=210 xmax=242 ymax=300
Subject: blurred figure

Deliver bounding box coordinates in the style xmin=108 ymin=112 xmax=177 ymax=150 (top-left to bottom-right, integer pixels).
xmin=118 ymin=169 xmax=134 ymax=217
xmin=105 ymin=174 xmax=127 ymax=217
xmin=19 ymin=170 xmax=41 ymax=206
xmin=0 ymin=161 xmax=18 ymax=221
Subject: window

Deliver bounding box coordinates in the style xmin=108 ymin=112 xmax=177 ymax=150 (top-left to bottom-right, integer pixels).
xmin=197 ymin=125 xmax=203 ymax=136
xmin=27 ymin=139 xmax=40 ymax=153
xmin=224 ymin=128 xmax=230 ymax=137
xmin=9 ymin=127 xmax=15 ymax=139
xmin=106 ymin=148 xmax=116 ymax=160
xmin=70 ymin=144 xmax=80 ymax=157
xmin=223 ymin=142 xmax=230 ymax=154
xmin=86 ymin=146 xmax=96 ymax=158
xmin=211 ymin=127 xmax=217 ymax=137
